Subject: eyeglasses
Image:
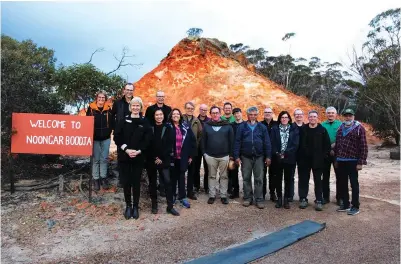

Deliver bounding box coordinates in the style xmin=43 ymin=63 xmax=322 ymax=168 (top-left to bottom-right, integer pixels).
xmin=200 ymin=109 xmax=207 ymax=111
xmin=186 ymin=108 xmax=194 ymax=110
xmin=248 ymin=114 xmax=258 ymax=116
xmin=211 ymin=112 xmax=220 ymax=115
xmin=125 ymin=89 xmax=134 ymax=92
xmin=264 ymin=112 xmax=273 ymax=114
xmin=98 ymin=97 xmax=106 ymax=99
xmin=281 ymin=116 xmax=289 ymax=119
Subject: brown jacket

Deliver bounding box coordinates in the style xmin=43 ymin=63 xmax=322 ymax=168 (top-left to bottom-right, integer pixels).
xmin=183 ymin=114 xmax=202 ymax=153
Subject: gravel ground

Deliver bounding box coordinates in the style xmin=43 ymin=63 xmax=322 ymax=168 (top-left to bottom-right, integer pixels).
xmin=1 ymin=145 xmax=400 ymax=264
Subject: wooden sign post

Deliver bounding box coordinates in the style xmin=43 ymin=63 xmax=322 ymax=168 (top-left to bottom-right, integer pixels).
xmin=11 ymin=113 xmax=94 ymax=201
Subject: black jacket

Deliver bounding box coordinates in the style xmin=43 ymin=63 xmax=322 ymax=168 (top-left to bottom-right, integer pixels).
xmin=270 ymin=124 xmax=299 ymax=165
xmin=86 ymin=102 xmax=114 ymax=140
xmin=145 ymin=103 xmax=172 ymax=125
xmin=261 ymin=119 xmax=278 ymax=137
xmin=298 ymin=124 xmax=331 ymax=169
xmin=148 ymin=123 xmax=173 ymax=169
xmin=113 ymin=115 xmax=152 ymax=163
xmin=111 ymin=96 xmax=131 ymax=127
xmin=170 ymin=122 xmax=197 ymax=172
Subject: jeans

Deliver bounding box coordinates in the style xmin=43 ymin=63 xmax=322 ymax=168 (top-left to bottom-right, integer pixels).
xmin=337 ymin=161 xmax=360 ymax=208
xmin=322 ymin=156 xmax=339 ymax=201
xmin=241 ymin=156 xmax=264 ymax=203
xmin=171 ymin=159 xmax=186 ymax=200
xmin=298 ymin=163 xmax=323 ymax=202
xmin=276 ymin=163 xmax=296 ymax=199
xmin=92 ymin=138 xmax=111 ymax=179
xmin=204 ymin=154 xmax=229 ymax=198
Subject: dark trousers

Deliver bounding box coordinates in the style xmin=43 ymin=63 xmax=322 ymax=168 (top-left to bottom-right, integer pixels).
xmin=322 ymin=156 xmax=339 ymax=201
xmin=276 ymin=162 xmax=296 ymax=198
xmin=121 ymin=163 xmax=143 ymax=206
xmin=298 ymin=163 xmax=323 ymax=202
xmin=337 ymin=161 xmax=360 ymax=208
xmin=146 ymin=162 xmax=175 ymax=209
xmin=187 ymin=161 xmax=195 ymax=196
xmin=171 ymin=159 xmax=186 ymax=200
xmin=195 ymin=151 xmax=209 ymax=191
xmin=228 ymin=166 xmax=240 ymax=195
xmin=263 ymin=159 xmax=278 ymax=198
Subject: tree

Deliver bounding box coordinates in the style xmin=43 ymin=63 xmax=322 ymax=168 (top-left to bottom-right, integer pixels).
xmin=1 ymin=35 xmax=64 ymax=146
xmin=186 ymin=28 xmax=203 ymax=40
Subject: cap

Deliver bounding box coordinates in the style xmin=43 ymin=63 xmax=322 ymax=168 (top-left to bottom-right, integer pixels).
xmin=232 ymin=108 xmax=241 ymax=114
xmin=343 ymin=109 xmax=355 ymax=115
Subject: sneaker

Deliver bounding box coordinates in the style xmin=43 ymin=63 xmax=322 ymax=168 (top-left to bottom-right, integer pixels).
xmin=221 ymin=197 xmax=229 ymax=205
xmin=101 ymin=178 xmax=110 ymax=189
xmin=256 ymin=202 xmax=265 ymax=209
xmin=243 ymin=200 xmax=253 ymax=207
xmin=207 ymin=197 xmax=216 ymax=204
xmin=188 ymin=193 xmax=198 ymax=200
xmin=167 ymin=207 xmax=180 ymax=216
xmin=336 ymin=204 xmax=350 ymax=212
xmin=347 ymin=207 xmax=360 ymax=216
xmin=299 ymin=199 xmax=308 ymax=209
xmin=315 ymin=201 xmax=323 ymax=211
xmin=180 ymin=198 xmax=191 ymax=209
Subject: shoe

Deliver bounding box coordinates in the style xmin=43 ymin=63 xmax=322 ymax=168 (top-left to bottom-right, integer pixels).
xmin=270 ymin=193 xmax=277 ymax=202
xmin=315 ymin=201 xmax=323 ymax=211
xmin=132 ymin=205 xmax=139 ymax=220
xmin=275 ymin=197 xmax=283 ymax=208
xmin=180 ymin=198 xmax=191 ymax=209
xmin=299 ymin=198 xmax=308 ymax=209
xmin=347 ymin=207 xmax=360 ymax=215
xmin=283 ymin=198 xmax=290 ymax=209
xmin=221 ymin=197 xmax=229 ymax=205
xmin=229 ymin=193 xmax=239 ymax=199
xmin=336 ymin=199 xmax=342 ymax=206
xmin=151 ymin=201 xmax=158 ymax=214
xmin=336 ymin=204 xmax=350 ymax=212
xmin=208 ymin=197 xmax=216 ymax=204
xmin=124 ymin=206 xmax=132 ymax=220
xmin=288 ymin=197 xmax=293 ymax=202
xmin=243 ymin=200 xmax=253 ymax=207
xmin=101 ymin=178 xmax=109 ymax=189
xmin=167 ymin=207 xmax=180 ymax=216
xmin=94 ymin=179 xmax=100 ymax=191
xmin=188 ymin=193 xmax=198 ymax=200
xmin=256 ymin=202 xmax=265 ymax=209
xmin=322 ymin=198 xmax=330 ymax=205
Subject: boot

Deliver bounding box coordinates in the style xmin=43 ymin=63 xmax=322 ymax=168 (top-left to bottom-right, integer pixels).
xmin=151 ymin=200 xmax=158 ymax=214
xmin=284 ymin=198 xmax=290 ymax=209
xmin=101 ymin=178 xmax=109 ymax=189
xmin=124 ymin=206 xmax=132 ymax=220
xmin=275 ymin=197 xmax=283 ymax=208
xmin=132 ymin=205 xmax=139 ymax=220
xmin=94 ymin=179 xmax=100 ymax=191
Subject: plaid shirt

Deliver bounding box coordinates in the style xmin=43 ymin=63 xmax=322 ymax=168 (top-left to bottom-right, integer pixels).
xmin=175 ymin=125 xmax=183 ymax=159
xmin=334 ymin=121 xmax=368 ymax=165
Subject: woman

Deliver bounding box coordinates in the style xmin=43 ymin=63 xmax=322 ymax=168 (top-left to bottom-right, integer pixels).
xmin=146 ymin=109 xmax=180 ymax=216
xmin=270 ymin=111 xmax=299 ymax=209
xmin=168 ymin=108 xmax=196 ymax=209
xmin=86 ymin=91 xmax=114 ymax=191
xmin=114 ymin=97 xmax=152 ymax=220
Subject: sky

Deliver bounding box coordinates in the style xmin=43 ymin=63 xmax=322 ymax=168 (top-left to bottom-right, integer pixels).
xmin=2 ymin=0 xmax=400 ymax=82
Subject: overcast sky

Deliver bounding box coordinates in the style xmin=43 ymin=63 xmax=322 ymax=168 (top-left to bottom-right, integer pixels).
xmin=2 ymin=0 xmax=399 ymax=82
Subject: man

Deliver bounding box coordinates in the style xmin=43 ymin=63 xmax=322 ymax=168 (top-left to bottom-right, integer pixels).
xmin=298 ymin=110 xmax=331 ymax=211
xmin=293 ymin=108 xmax=305 ymax=127
xmin=111 ymin=83 xmax=136 ymax=187
xmin=228 ymin=108 xmax=244 ymax=199
xmin=234 ymin=106 xmax=272 ymax=209
xmin=221 ymin=102 xmax=236 ymax=123
xmin=292 ymin=108 xmax=305 ymax=201
xmin=182 ymin=101 xmax=202 ymax=200
xmin=334 ymin=109 xmax=368 ymax=216
xmin=321 ymin=106 xmax=342 ymax=204
xmin=261 ymin=107 xmax=278 ymax=202
xmin=145 ymin=91 xmax=172 ymax=125
xmin=195 ymin=104 xmax=210 ymax=193
xmin=201 ymin=106 xmax=234 ymax=205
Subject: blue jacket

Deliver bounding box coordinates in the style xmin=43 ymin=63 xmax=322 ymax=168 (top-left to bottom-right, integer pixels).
xmin=233 ymin=121 xmax=271 ymax=160
xmin=169 ymin=122 xmax=197 ymax=172
xmin=270 ymin=123 xmax=299 ymax=165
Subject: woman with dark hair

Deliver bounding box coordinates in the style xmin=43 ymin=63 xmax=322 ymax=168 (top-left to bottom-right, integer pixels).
xmin=146 ymin=109 xmax=180 ymax=216
xmin=270 ymin=111 xmax=299 ymax=209
xmin=86 ymin=91 xmax=114 ymax=191
xmin=114 ymin=97 xmax=152 ymax=220
xmin=168 ymin=108 xmax=197 ymax=209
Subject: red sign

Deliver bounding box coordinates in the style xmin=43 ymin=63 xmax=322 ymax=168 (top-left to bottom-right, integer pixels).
xmin=11 ymin=113 xmax=94 ymax=156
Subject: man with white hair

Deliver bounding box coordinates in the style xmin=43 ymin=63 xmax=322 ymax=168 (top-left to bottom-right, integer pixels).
xmin=321 ymin=106 xmax=342 ymax=205
xmin=233 ymin=106 xmax=271 ymax=209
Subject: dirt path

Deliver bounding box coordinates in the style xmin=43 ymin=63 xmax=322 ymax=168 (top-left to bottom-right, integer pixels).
xmin=1 ymin=145 xmax=399 ymax=264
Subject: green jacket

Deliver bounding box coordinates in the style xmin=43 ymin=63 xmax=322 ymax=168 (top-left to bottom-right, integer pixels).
xmin=221 ymin=115 xmax=235 ymax=123
xmin=321 ymin=120 xmax=342 ymax=144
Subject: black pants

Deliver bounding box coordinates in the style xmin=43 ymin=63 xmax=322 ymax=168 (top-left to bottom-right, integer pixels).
xmin=263 ymin=161 xmax=277 ymax=198
xmin=276 ymin=163 xmax=296 ymax=198
xmin=337 ymin=161 xmax=360 ymax=209
xmin=186 ymin=160 xmax=195 ymax=197
xmin=298 ymin=164 xmax=323 ymax=202
xmin=322 ymin=156 xmax=339 ymax=201
xmin=195 ymin=149 xmax=209 ymax=191
xmin=146 ymin=161 xmax=175 ymax=209
xmin=145 ymin=161 xmax=158 ymax=203
xmin=171 ymin=159 xmax=186 ymax=200
xmin=121 ymin=163 xmax=143 ymax=206
xmin=228 ymin=166 xmax=240 ymax=195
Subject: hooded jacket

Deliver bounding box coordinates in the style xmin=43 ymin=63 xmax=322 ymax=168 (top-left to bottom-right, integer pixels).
xmin=86 ymin=102 xmax=114 ymax=140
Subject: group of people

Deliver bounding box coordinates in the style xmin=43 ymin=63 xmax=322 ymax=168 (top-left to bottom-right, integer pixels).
xmin=86 ymin=83 xmax=368 ymax=220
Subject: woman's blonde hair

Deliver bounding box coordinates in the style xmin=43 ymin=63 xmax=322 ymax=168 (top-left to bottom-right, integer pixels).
xmin=129 ymin=96 xmax=143 ymax=112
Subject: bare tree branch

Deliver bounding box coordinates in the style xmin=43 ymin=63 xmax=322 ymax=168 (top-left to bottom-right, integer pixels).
xmin=106 ymin=46 xmax=143 ymax=76
xmin=87 ymin=48 xmax=105 ymax=64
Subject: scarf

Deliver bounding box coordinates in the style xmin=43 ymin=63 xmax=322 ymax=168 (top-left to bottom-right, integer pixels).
xmin=279 ymin=124 xmax=290 ymax=153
